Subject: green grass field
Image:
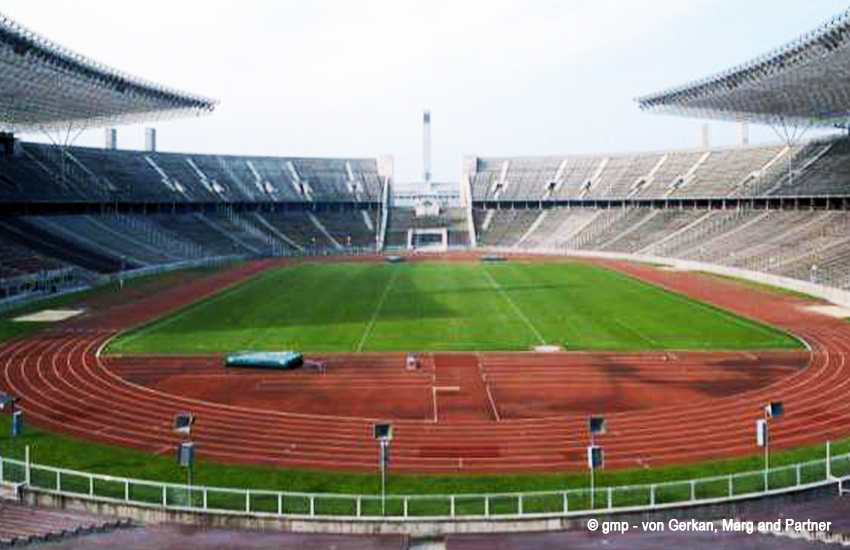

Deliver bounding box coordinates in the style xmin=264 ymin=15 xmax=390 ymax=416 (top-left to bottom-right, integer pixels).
xmin=109 ymin=261 xmax=800 ymax=354
xmin=0 ymin=261 xmax=833 ymax=506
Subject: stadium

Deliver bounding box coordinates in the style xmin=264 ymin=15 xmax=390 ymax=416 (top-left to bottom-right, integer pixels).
xmin=1 ymin=3 xmax=850 ymax=549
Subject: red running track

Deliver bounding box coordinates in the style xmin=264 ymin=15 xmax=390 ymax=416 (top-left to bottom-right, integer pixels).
xmin=1 ymin=256 xmax=849 ymax=473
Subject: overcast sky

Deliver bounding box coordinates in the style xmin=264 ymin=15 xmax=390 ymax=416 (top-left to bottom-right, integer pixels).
xmin=4 ymin=0 xmax=848 ymax=183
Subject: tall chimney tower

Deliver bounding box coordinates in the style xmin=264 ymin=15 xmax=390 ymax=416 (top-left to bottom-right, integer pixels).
xmin=423 ymin=110 xmax=431 ymax=186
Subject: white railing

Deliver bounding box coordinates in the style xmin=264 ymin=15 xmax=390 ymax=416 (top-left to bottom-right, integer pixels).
xmin=1 ymin=449 xmax=847 ymax=521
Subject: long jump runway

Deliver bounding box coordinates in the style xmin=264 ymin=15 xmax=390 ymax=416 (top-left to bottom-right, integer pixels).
xmin=1 ymin=256 xmax=848 ymax=473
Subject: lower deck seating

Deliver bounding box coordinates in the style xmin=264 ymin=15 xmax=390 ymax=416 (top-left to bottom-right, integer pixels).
xmin=0 ymin=234 xmax=69 ymax=278
xmin=0 ymin=218 xmax=129 ymax=273
xmin=474 ymin=206 xmax=850 ymax=290
xmin=0 ymin=501 xmax=132 ymax=547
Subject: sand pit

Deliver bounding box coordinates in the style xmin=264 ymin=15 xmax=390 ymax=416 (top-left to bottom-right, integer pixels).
xmin=13 ymin=309 xmax=84 ymax=322
xmin=803 ymin=305 xmax=850 ymax=318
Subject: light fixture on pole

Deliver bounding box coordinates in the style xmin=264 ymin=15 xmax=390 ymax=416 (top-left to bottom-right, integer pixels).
xmin=588 ymin=416 xmax=606 ymax=510
xmin=174 ymin=413 xmax=197 ymax=506
xmin=756 ymin=401 xmax=783 ymax=491
xmin=373 ymin=422 xmax=393 ymax=516
xmin=177 ymin=441 xmax=196 ymax=505
xmin=0 ymin=393 xmax=20 ymax=457
xmin=173 ymin=413 xmax=196 ymax=437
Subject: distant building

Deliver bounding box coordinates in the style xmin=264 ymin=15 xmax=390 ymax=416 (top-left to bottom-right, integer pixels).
xmin=392 ymin=181 xmax=460 ymax=207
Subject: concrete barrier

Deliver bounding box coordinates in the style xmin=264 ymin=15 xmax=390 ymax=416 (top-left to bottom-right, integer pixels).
xmin=19 ymin=483 xmax=840 ymax=536
xmin=0 ymin=481 xmax=22 ymax=501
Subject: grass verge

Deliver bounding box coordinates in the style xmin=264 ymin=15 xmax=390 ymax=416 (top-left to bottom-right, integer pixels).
xmin=0 ymin=414 xmax=846 ymax=498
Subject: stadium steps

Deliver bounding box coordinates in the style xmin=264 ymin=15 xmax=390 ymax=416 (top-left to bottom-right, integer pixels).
xmin=251 ymin=213 xmax=304 ymax=252
xmin=0 ymin=217 xmax=129 ymax=273
xmin=0 ymin=502 xmax=133 ymax=548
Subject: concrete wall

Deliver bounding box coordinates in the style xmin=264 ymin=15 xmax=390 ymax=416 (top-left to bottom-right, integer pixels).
xmin=19 ymin=484 xmax=840 ymax=537
xmin=0 ymin=480 xmax=21 ymax=501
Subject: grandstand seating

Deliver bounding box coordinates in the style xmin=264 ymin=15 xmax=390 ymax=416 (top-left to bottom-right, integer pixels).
xmin=8 ymin=134 xmax=850 ymax=291
xmin=470 ymin=143 xmax=802 ymax=201
xmin=0 ymin=142 xmax=382 ymax=203
xmin=313 ymin=210 xmax=378 ymax=248
xmin=0 ymin=233 xmax=69 ymax=278
xmin=770 ymin=138 xmax=850 ymax=196
xmin=0 ymin=501 xmax=131 ymax=546
xmin=473 ymin=206 xmax=850 ymax=289
xmin=0 ymin=140 xmax=385 ymax=281
xmin=0 ymin=209 xmax=376 ymax=279
xmin=0 ymin=217 xmax=129 ymax=273
xmin=460 ymin=134 xmax=850 ymax=289
xmin=471 ymin=209 xmax=539 ymax=248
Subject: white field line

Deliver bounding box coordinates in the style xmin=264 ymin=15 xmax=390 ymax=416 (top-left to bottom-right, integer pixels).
xmin=432 ymin=386 xmax=438 ymax=423
xmin=485 ymin=383 xmax=500 ymax=422
xmin=356 ymin=269 xmax=400 ymax=352
xmin=481 ymin=268 xmax=546 ymax=345
xmin=432 ymin=386 xmax=462 ymax=423
xmin=477 ymin=353 xmax=500 ymax=422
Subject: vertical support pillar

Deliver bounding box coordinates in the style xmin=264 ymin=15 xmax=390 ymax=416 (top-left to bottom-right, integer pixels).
xmin=145 ymin=127 xmax=157 ymax=152
xmin=737 ymin=121 xmax=749 ymax=147
xmin=104 ymin=128 xmax=117 ymax=150
xmin=697 ymin=123 xmax=710 ymax=150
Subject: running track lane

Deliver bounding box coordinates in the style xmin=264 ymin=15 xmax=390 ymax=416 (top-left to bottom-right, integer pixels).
xmin=1 ymin=257 xmax=850 ymax=473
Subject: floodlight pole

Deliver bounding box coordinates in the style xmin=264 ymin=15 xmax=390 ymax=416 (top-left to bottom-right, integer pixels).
xmin=764 ymin=412 xmax=770 ymax=491
xmin=759 ymin=402 xmax=783 ymax=491
xmin=9 ymin=402 xmax=17 ymax=460
xmin=380 ymin=440 xmax=388 ymax=515
xmin=590 ymin=431 xmax=595 ymax=510
xmin=188 ymin=452 xmax=194 ymax=506
xmin=827 ymin=441 xmax=832 ymax=479
xmin=587 ymin=416 xmax=605 ymax=511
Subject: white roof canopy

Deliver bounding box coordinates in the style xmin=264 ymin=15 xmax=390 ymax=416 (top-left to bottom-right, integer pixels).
xmin=0 ymin=12 xmax=217 ymax=133
xmin=636 ymin=8 xmax=850 ymax=127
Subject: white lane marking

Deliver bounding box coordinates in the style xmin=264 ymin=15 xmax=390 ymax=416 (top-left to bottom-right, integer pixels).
xmin=480 ymin=268 xmax=546 ymax=345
